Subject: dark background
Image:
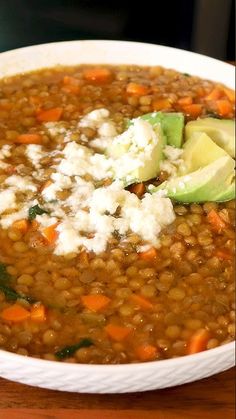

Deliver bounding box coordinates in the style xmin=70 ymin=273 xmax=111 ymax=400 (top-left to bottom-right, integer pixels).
xmin=0 ymin=0 xmax=235 ymax=60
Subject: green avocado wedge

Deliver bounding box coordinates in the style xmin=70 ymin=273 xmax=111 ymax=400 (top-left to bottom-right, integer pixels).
xmin=214 ymin=177 xmax=235 ymax=202
xmin=180 ymin=131 xmax=229 ymax=175
xmin=185 ymin=118 xmax=235 ymax=158
xmin=129 ymin=112 xmax=184 ymax=148
xmin=152 ymin=156 xmax=235 ymax=203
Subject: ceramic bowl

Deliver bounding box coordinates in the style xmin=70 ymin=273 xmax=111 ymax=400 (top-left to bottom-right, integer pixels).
xmin=0 ymin=40 xmax=235 ymax=393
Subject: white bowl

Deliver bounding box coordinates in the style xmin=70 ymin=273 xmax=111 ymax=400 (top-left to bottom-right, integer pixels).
xmin=0 ymin=40 xmax=235 ymax=393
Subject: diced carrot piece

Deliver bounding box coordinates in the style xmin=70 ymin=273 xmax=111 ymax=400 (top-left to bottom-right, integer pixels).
xmin=182 ymin=104 xmax=202 ymax=118
xmin=207 ymin=209 xmax=227 ymax=232
xmin=41 ymin=223 xmax=59 ymax=244
xmin=1 ymin=304 xmax=31 ymax=323
xmin=177 ymin=96 xmax=193 ymax=106
xmin=62 ymin=76 xmax=80 ymax=94
xmin=205 ymin=87 xmax=223 ymax=101
xmin=136 ymin=344 xmax=158 ymax=361
xmin=139 ymin=247 xmax=158 ymax=260
xmin=105 ymin=324 xmax=132 ymax=341
xmin=31 ymin=304 xmax=46 ymax=323
xmin=152 ymin=98 xmax=172 ymax=111
xmin=83 ymin=68 xmax=112 ymax=83
xmin=216 ymin=99 xmax=233 ymax=117
xmin=15 ymin=134 xmax=42 ymax=144
xmin=223 ymin=87 xmax=235 ymax=102
xmin=130 ymin=294 xmax=153 ymax=310
xmin=81 ymin=294 xmax=111 ymax=312
xmin=126 ymin=82 xmax=149 ymax=96
xmin=37 ymin=107 xmax=63 ymax=122
xmin=129 ymin=183 xmax=146 ymax=197
xmin=214 ymin=249 xmax=233 ymax=261
xmin=187 ymin=329 xmax=210 ymax=355
xmin=12 ymin=219 xmax=29 ymax=234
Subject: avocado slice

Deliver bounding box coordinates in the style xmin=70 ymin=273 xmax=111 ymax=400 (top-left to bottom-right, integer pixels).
xmin=110 ymin=119 xmax=166 ymax=184
xmin=214 ymin=176 xmax=235 ymax=202
xmin=180 ymin=131 xmax=229 ymax=174
xmin=185 ymin=118 xmax=235 ymax=158
xmin=153 ymin=156 xmax=235 ymax=203
xmin=129 ymin=112 xmax=184 ymax=148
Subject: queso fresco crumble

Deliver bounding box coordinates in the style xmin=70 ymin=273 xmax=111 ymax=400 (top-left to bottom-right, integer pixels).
xmin=0 ymin=65 xmax=235 ymax=364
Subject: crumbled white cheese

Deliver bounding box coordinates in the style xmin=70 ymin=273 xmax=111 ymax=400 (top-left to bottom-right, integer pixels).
xmin=25 ymin=144 xmax=45 ymax=168
xmin=42 ymin=173 xmax=72 ymax=201
xmin=44 ymin=122 xmax=68 ymax=137
xmin=0 ymin=108 xmax=177 ymax=256
xmin=0 ymin=206 xmax=29 ymax=228
xmin=112 ymin=119 xmax=159 ymax=180
xmin=0 ymin=145 xmax=12 ymax=159
xmin=58 ymin=141 xmax=113 ymax=180
xmin=0 ymin=190 xmax=16 ymax=214
xmin=79 ymin=108 xmax=110 ymax=129
xmin=5 ymin=175 xmax=37 ymax=192
xmin=98 ymin=121 xmax=117 ymax=138
xmin=55 ymin=181 xmax=175 ymax=255
xmin=163 ymin=145 xmax=183 ymax=161
xmin=160 ymin=145 xmax=184 ymax=177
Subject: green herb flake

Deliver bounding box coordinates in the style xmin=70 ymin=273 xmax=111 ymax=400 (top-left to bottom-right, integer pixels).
xmin=0 ymin=263 xmax=11 ymax=283
xmin=28 ymin=204 xmax=49 ymax=221
xmin=183 ymin=73 xmax=190 ymax=77
xmin=0 ymin=263 xmax=35 ymax=303
xmin=55 ymin=338 xmax=93 ymax=359
xmin=0 ymin=284 xmax=36 ymax=303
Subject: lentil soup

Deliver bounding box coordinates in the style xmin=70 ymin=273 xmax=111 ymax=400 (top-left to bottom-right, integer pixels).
xmin=0 ymin=63 xmax=235 ymax=365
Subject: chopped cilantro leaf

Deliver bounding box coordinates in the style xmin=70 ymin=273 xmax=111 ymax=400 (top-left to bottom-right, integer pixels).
xmin=28 ymin=204 xmax=48 ymax=221
xmin=55 ymin=338 xmax=93 ymax=359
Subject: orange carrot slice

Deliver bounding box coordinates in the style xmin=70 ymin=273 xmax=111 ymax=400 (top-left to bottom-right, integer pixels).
xmin=81 ymin=294 xmax=111 ymax=312
xmin=126 ymin=82 xmax=149 ymax=96
xmin=223 ymin=87 xmax=235 ymax=102
xmin=187 ymin=329 xmax=210 ymax=355
xmin=139 ymin=247 xmax=158 ymax=261
xmin=83 ymin=68 xmax=112 ymax=83
xmin=105 ymin=324 xmax=132 ymax=341
xmin=182 ymin=104 xmax=202 ymax=118
xmin=136 ymin=344 xmax=158 ymax=361
xmin=1 ymin=304 xmax=31 ymax=323
xmin=130 ymin=294 xmax=153 ymax=310
xmin=15 ymin=134 xmax=42 ymax=144
xmin=129 ymin=183 xmax=146 ymax=197
xmin=152 ymin=98 xmax=172 ymax=111
xmin=205 ymin=87 xmax=223 ymax=101
xmin=207 ymin=209 xmax=227 ymax=232
xmin=37 ymin=107 xmax=63 ymax=122
xmin=31 ymin=304 xmax=46 ymax=322
xmin=41 ymin=223 xmax=59 ymax=244
xmin=216 ymin=99 xmax=233 ymax=117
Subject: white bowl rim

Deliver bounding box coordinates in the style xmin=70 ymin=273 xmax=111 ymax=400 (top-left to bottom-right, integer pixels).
xmin=0 ymin=39 xmax=235 ymax=375
xmin=0 ymin=341 xmax=234 ymax=371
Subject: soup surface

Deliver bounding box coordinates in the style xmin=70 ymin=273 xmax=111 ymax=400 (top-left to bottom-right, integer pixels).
xmin=0 ymin=64 xmax=235 ymax=364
